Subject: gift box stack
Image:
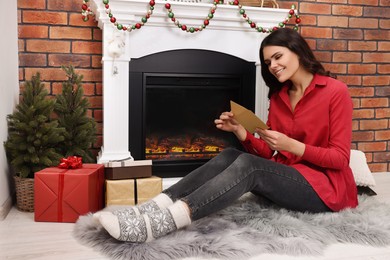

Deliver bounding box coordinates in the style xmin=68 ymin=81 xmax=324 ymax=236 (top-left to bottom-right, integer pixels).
xmin=104 ymin=158 xmax=162 ymax=206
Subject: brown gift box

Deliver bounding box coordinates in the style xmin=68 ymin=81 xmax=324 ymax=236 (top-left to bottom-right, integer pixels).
xmin=105 ymin=160 xmax=152 ymax=180
xmin=105 ymin=179 xmax=136 ymax=206
xmin=136 ymin=176 xmax=162 ymax=204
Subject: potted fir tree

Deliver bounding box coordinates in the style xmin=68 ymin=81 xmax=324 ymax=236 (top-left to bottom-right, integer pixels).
xmin=4 ymin=73 xmax=65 ymax=212
xmin=54 ymin=65 xmax=97 ymax=163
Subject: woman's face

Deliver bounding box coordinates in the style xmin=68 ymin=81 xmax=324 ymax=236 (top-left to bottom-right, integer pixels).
xmin=262 ymin=45 xmax=300 ymax=83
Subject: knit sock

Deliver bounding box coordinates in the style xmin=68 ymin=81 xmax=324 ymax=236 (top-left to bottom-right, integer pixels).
xmin=92 ymin=193 xmax=173 ymax=224
xmin=99 ymin=200 xmax=191 ymax=242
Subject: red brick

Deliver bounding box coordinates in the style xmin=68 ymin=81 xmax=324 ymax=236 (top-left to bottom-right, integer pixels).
xmin=348 ymin=41 xmax=377 ymax=51
xmin=378 ymin=64 xmax=390 ymax=74
xmin=18 ymin=25 xmax=48 ymax=38
xmin=18 ymin=39 xmax=25 ymax=52
xmin=323 ymin=63 xmax=347 ymax=74
xmin=376 ymin=108 xmax=390 ymax=118
xmin=96 ymin=83 xmax=103 ymax=95
xmin=305 ymin=39 xmax=316 ymax=50
xmin=380 ymin=19 xmax=390 ymax=29
xmin=349 ymin=18 xmax=379 ymax=29
xmin=19 ymin=68 xmax=24 ymax=81
xmin=317 ymin=16 xmax=348 ymax=27
xmin=363 ymin=76 xmax=390 ymax=86
xmin=352 ymin=120 xmax=359 ymax=130
xmin=25 ymin=67 xmax=67 ymax=81
xmin=349 ymin=0 xmax=378 ymax=4
xmin=361 ymin=98 xmax=389 ymax=108
xmin=26 ymin=39 xmax=70 ymax=53
xmin=52 ymin=82 xmax=63 ymax=95
xmin=298 ymin=15 xmax=317 ymax=26
xmin=333 ymin=29 xmax=363 ymax=40
xmin=365 ymin=30 xmax=390 ymax=41
xmin=378 ymin=41 xmax=390 ymax=51
xmin=368 ymin=163 xmax=388 ymax=172
xmin=352 ymin=131 xmax=374 ymax=141
xmin=332 ymin=5 xmax=363 ymax=16
xmin=333 ymin=52 xmax=361 ymax=62
xmin=93 ymin=29 xmax=103 ymax=42
xmin=22 ymin=11 xmax=67 ymax=25
xmin=86 ymin=96 xmax=103 ymax=108
xmin=353 ymin=109 xmax=375 ymax=118
xmin=81 ymin=83 xmax=96 ymax=96
xmin=92 ymin=56 xmax=103 ymax=68
xmin=93 ymin=109 xmax=103 ymax=122
xmin=317 ymin=39 xmax=347 ymax=51
xmin=19 ymin=53 xmax=47 ymax=67
xmin=364 ymin=7 xmax=389 ymax=18
xmin=301 ymin=27 xmax=332 ymax=39
xmin=380 ymin=0 xmax=390 ymax=6
xmin=47 ymin=0 xmax=80 ymax=12
xmin=360 ymin=119 xmax=388 ymax=130
xmin=18 ymin=10 xmax=21 ymax=24
xmin=349 ymin=87 xmax=374 ymax=97
xmin=48 ymin=54 xmax=91 ymax=67
xmin=373 ymin=152 xmax=390 ymax=162
xmin=72 ymin=41 xmax=102 ymax=54
xmin=313 ymin=51 xmax=332 ymax=62
xmin=375 ymin=130 xmax=390 ymax=141
xmin=348 ymin=64 xmax=377 ymax=74
xmin=69 ymin=13 xmax=98 ymax=27
xmin=96 ymin=122 xmax=103 ymax=135
xmin=300 ymin=3 xmax=331 ymax=14
xmin=338 ymin=75 xmax=362 ymax=85
xmin=50 ymin=27 xmax=92 ymax=40
xmin=316 ymin=0 xmax=347 ymax=3
xmin=76 ymin=69 xmax=102 ymax=82
xmin=363 ymin=52 xmax=390 ymax=63
xmin=376 ymin=87 xmax=390 ymax=97
xmin=18 ymin=0 xmax=46 ymax=9
xmin=358 ymin=141 xmax=387 ymax=151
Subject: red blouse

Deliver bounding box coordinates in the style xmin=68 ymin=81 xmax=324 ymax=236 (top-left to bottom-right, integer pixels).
xmin=241 ymin=74 xmax=358 ymax=211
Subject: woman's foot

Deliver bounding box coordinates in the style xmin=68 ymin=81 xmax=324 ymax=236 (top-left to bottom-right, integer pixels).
xmin=99 ymin=201 xmax=191 ymax=242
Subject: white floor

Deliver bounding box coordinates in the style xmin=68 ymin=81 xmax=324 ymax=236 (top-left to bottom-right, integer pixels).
xmin=1 ymin=172 xmax=390 ymax=260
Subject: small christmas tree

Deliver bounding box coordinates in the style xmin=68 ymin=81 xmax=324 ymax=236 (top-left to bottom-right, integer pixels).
xmin=54 ymin=65 xmax=97 ymax=163
xmin=4 ymin=73 xmax=65 ymax=178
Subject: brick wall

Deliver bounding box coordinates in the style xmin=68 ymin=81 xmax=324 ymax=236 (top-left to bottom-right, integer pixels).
xmin=18 ymin=0 xmax=389 ymax=171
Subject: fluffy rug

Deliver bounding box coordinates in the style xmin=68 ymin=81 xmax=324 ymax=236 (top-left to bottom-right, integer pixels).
xmin=73 ymin=194 xmax=390 ymax=260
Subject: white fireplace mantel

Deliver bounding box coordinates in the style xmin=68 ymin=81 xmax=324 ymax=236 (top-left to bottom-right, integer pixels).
xmin=91 ymin=0 xmax=291 ymax=162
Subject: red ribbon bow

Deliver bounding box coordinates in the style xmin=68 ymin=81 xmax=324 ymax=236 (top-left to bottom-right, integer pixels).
xmin=58 ymin=156 xmax=83 ymax=169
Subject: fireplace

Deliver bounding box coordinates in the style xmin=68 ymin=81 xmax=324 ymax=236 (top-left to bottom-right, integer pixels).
xmin=128 ymin=49 xmax=255 ymax=177
xmin=90 ymin=0 xmax=290 ymax=175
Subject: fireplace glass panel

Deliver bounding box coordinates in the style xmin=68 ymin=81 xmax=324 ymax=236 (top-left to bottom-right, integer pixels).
xmin=145 ymin=74 xmax=242 ymax=162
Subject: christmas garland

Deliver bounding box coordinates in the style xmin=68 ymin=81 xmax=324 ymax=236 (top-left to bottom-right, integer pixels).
xmin=81 ymin=0 xmax=301 ymax=34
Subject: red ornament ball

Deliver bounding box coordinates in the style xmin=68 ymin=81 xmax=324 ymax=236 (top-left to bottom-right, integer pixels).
xmin=149 ymin=0 xmax=155 ymax=6
xmin=204 ymin=20 xmax=209 ymax=26
xmin=289 ymin=10 xmax=295 ymax=15
xmin=82 ymin=4 xmax=88 ymax=10
xmin=165 ymin=3 xmax=171 ymax=9
xmin=233 ymin=0 xmax=239 ymax=5
xmin=250 ymin=22 xmax=256 ymax=28
xmin=181 ymin=25 xmax=187 ymax=31
xmin=296 ymin=18 xmax=301 ymax=24
xmin=110 ymin=17 xmax=116 ymax=23
xmin=135 ymin=23 xmax=142 ymax=29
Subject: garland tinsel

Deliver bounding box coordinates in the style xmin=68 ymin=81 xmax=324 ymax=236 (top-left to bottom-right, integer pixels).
xmin=82 ymin=0 xmax=301 ymax=33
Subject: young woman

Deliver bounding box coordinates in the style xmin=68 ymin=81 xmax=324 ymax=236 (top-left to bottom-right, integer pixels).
xmin=96 ymin=28 xmax=358 ymax=243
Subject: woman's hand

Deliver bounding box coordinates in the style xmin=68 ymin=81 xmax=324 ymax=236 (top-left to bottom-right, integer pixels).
xmin=256 ymin=128 xmax=305 ymax=157
xmin=215 ymin=112 xmax=247 ymax=141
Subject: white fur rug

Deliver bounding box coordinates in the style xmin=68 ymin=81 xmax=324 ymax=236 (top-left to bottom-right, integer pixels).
xmin=73 ymin=194 xmax=390 ymax=260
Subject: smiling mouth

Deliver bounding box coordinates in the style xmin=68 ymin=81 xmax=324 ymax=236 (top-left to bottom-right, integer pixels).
xmin=274 ymin=68 xmax=285 ymax=77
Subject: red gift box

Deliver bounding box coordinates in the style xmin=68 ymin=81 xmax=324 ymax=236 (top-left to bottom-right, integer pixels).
xmin=34 ymin=164 xmax=104 ymax=223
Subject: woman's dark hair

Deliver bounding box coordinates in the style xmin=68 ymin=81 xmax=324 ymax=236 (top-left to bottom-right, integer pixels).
xmin=260 ymin=28 xmax=332 ymax=98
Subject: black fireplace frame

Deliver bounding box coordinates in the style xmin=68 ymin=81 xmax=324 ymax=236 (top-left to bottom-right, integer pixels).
xmin=129 ymin=49 xmax=256 ymax=177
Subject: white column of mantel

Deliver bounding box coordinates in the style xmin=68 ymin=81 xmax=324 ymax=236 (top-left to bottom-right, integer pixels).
xmin=97 ymin=25 xmax=132 ymax=163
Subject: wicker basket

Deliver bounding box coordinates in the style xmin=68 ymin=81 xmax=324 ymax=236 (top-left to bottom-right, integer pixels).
xmin=14 ymin=176 xmax=34 ymax=212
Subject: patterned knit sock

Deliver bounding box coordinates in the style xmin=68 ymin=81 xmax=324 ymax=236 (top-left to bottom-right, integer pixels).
xmin=92 ymin=193 xmax=173 ymax=224
xmin=99 ymin=200 xmax=191 ymax=242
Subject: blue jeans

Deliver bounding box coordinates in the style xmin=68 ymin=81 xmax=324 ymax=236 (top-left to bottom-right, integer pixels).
xmin=163 ymin=148 xmax=330 ymax=221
